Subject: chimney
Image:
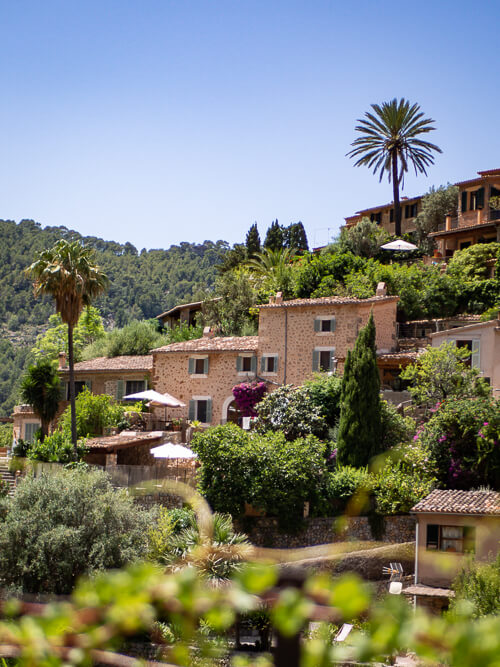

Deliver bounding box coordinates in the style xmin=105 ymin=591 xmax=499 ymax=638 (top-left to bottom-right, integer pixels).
xmin=275 ymin=292 xmax=283 ymax=304
xmin=376 ymin=282 xmax=387 ymax=297
xmin=203 ymin=326 xmax=215 ymax=338
xmin=268 ymin=295 xmax=275 ymax=304
xmin=58 ymin=352 xmax=67 ymax=369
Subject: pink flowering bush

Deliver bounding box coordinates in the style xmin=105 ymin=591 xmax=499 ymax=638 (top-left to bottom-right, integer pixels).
xmin=416 ymin=397 xmax=500 ymax=489
xmin=232 ymin=381 xmax=267 ymax=417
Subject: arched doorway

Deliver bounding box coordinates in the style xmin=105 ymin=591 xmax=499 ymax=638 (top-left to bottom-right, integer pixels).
xmin=223 ymin=398 xmax=243 ymax=426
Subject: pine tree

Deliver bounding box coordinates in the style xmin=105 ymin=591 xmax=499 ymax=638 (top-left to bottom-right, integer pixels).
xmin=245 ymin=223 xmax=261 ymax=257
xmin=285 ymin=222 xmax=309 ymax=253
xmin=336 ymin=312 xmax=382 ymax=467
xmin=263 ymin=220 xmax=284 ymax=252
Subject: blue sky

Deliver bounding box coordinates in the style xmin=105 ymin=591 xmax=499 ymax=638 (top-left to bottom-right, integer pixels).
xmin=1 ymin=0 xmax=499 ymax=250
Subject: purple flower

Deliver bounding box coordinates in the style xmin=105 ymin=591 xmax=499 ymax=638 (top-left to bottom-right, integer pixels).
xmin=438 ymin=435 xmax=447 ymax=443
xmin=413 ymin=435 xmax=419 ymax=442
xmin=483 ymin=422 xmax=489 ymax=427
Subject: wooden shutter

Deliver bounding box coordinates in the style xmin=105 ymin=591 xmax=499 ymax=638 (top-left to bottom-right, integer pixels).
xmin=330 ymin=317 xmax=336 ymax=332
xmin=251 ymin=355 xmax=257 ymax=373
xmin=85 ymin=380 xmax=92 ymax=392
xmin=314 ymin=318 xmax=321 ymax=332
xmin=471 ymin=340 xmax=480 ymax=369
xmin=188 ymin=358 xmax=195 ymax=374
xmin=188 ymin=400 xmax=196 ymax=421
xmin=116 ymin=380 xmax=124 ymax=400
xmin=476 ymin=187 xmax=484 ymax=209
xmin=236 ymin=356 xmax=242 ymax=372
xmin=329 ymin=349 xmax=336 ymax=369
xmin=312 ymin=350 xmax=320 ymax=372
xmin=203 ymin=357 xmax=209 ymax=375
xmin=260 ymin=356 xmax=265 ymax=373
xmin=61 ymin=381 xmax=69 ymax=400
xmin=206 ymin=399 xmax=212 ymax=423
xmin=461 ymin=191 xmax=468 ymax=213
xmin=273 ymin=355 xmax=279 ymax=372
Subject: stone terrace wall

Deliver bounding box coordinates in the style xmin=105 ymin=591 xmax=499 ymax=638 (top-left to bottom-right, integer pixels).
xmin=235 ymin=515 xmax=415 ymax=548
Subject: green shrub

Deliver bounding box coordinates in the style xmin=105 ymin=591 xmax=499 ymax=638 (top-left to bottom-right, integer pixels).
xmin=451 ymin=555 xmax=500 ymax=618
xmin=0 ymin=423 xmax=13 ymax=449
xmin=0 ymin=467 xmax=153 ymax=594
xmin=304 ymin=373 xmax=342 ymax=430
xmin=59 ymin=388 xmax=126 ymax=437
xmin=191 ymin=424 xmax=327 ymax=525
xmin=380 ymin=400 xmax=415 ymax=450
xmin=373 ymin=443 xmax=436 ymax=515
xmin=27 ymin=431 xmax=87 ymax=463
xmin=325 ymin=466 xmax=373 ymax=514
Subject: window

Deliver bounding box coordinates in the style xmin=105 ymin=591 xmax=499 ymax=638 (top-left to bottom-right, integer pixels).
xmin=455 ymin=339 xmax=480 ymax=368
xmin=426 ymin=524 xmax=475 ymax=553
xmin=64 ymin=381 xmax=87 ymax=400
xmin=126 ymin=380 xmax=147 ymax=395
xmin=313 ymin=348 xmax=336 ymax=372
xmin=370 ymin=212 xmax=381 ymax=224
xmin=261 ymin=355 xmax=278 ymax=374
xmin=389 ymin=208 xmax=394 ymax=223
xmin=470 ymin=187 xmax=484 ymax=211
xmin=24 ymin=422 xmax=40 ymax=443
xmin=314 ymin=317 xmax=336 ymax=333
xmin=237 ymin=355 xmax=256 ymax=374
xmin=188 ymin=397 xmax=212 ymax=424
xmin=461 ymin=190 xmax=468 ymax=213
xmin=188 ymin=357 xmax=209 ymax=376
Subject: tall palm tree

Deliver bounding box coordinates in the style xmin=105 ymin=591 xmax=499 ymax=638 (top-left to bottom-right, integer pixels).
xmin=26 ymin=240 xmax=108 ymax=454
xmin=347 ymin=98 xmax=441 ymax=236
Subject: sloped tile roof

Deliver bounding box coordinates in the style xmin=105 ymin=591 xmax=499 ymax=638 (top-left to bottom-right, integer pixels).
xmin=428 ymin=221 xmax=497 ymax=237
xmin=258 ymin=295 xmax=398 ymax=309
xmin=152 ymin=336 xmax=259 ymax=354
xmin=60 ymin=356 xmax=153 ymax=373
xmin=412 ymin=489 xmax=500 ymax=515
xmin=86 ymin=431 xmax=164 ymax=451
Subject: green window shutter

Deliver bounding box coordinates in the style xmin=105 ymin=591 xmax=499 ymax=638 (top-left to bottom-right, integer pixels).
xmin=143 ymin=378 xmax=148 ymax=391
xmin=116 ymin=380 xmax=124 ymax=400
xmin=204 ymin=358 xmax=209 ymax=375
xmin=251 ymin=355 xmax=257 ymax=373
xmin=461 ymin=191 xmax=468 ymax=213
xmin=260 ymin=356 xmax=265 ymax=373
xmin=273 ymin=355 xmax=279 ymax=372
xmin=476 ymin=187 xmax=484 ymax=208
xmin=236 ymin=356 xmax=242 ymax=372
xmin=85 ymin=380 xmax=92 ymax=392
xmin=61 ymin=381 xmax=68 ymax=400
xmin=188 ymin=358 xmax=195 ymax=374
xmin=330 ymin=317 xmax=336 ymax=332
xmin=206 ymin=399 xmax=212 ymax=424
xmin=188 ymin=400 xmax=196 ymax=421
xmin=312 ymin=350 xmax=320 ymax=372
xmin=329 ymin=349 xmax=336 ymax=369
xmin=314 ymin=318 xmax=321 ymax=332
xmin=471 ymin=340 xmax=480 ymax=369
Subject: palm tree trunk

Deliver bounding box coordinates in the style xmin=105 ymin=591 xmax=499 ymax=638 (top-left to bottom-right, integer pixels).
xmin=392 ymin=153 xmax=402 ymax=237
xmin=68 ymin=323 xmax=78 ymax=458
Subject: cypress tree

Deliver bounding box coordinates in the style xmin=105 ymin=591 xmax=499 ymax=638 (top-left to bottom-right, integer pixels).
xmin=336 ymin=312 xmax=382 ymax=467
xmin=263 ymin=220 xmax=284 ymax=252
xmin=285 ymin=222 xmax=309 ymax=253
xmin=245 ymin=223 xmax=261 ymax=257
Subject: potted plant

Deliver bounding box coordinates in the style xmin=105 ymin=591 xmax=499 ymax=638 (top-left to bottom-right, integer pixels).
xmin=170 ymin=418 xmax=182 ymax=432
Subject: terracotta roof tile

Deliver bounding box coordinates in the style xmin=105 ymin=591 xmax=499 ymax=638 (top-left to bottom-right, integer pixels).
xmin=60 ymin=356 xmax=153 ymax=373
xmin=412 ymin=489 xmax=500 ymax=515
xmin=258 ymin=295 xmax=398 ymax=309
xmin=152 ymin=336 xmax=259 ymax=354
xmin=428 ymin=221 xmax=497 ymax=237
xmin=86 ymin=431 xmax=164 ymax=451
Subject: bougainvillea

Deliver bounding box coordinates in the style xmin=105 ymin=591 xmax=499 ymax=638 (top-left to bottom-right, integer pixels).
xmin=232 ymin=381 xmax=267 ymax=417
xmin=416 ymin=397 xmax=500 ymax=490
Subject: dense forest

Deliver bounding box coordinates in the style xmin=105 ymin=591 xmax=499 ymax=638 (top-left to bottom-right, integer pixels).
xmin=0 ymin=218 xmax=229 ymax=415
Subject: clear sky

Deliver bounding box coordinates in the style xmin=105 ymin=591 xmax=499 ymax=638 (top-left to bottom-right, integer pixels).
xmin=1 ymin=0 xmax=499 ymax=250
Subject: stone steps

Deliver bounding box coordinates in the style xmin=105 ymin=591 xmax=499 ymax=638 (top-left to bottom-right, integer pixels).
xmin=0 ymin=457 xmax=16 ymax=494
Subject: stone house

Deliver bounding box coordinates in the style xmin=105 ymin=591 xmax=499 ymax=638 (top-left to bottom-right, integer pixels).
xmin=404 ymin=489 xmax=500 ymax=612
xmin=152 ymin=293 xmax=399 ymax=426
xmin=344 ymin=194 xmax=422 ymax=236
xmin=429 ymin=316 xmax=500 ymax=396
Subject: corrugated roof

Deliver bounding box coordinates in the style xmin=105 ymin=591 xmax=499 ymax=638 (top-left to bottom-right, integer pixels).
xmin=403 ymin=585 xmax=454 ymax=598
xmin=60 ymin=356 xmax=153 ymax=373
xmin=258 ymin=295 xmax=399 ymax=309
xmin=152 ymin=335 xmax=259 ymax=354
xmin=412 ymin=489 xmax=500 ymax=515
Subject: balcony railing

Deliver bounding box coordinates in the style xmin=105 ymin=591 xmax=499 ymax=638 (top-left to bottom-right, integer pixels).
xmin=489 ymin=208 xmax=500 ymax=221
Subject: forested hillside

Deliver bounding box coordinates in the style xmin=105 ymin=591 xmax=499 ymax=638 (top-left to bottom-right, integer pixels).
xmin=0 ymin=218 xmax=228 ymax=415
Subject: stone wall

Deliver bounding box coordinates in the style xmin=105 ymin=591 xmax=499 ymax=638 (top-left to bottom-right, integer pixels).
xmin=235 ymin=515 xmax=416 ymax=548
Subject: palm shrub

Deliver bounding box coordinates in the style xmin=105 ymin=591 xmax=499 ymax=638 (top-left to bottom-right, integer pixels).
xmin=0 ymin=467 xmax=153 ymax=594
xmin=20 ymin=359 xmax=61 ymax=441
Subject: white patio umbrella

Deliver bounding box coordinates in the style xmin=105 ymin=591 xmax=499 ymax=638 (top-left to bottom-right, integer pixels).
xmin=380 ymin=239 xmax=418 ymax=251
xmin=123 ymin=390 xmax=185 ymax=425
xmin=150 ymin=443 xmax=197 ymax=459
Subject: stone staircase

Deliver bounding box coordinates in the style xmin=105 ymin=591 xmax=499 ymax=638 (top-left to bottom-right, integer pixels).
xmin=0 ymin=456 xmax=16 ymax=495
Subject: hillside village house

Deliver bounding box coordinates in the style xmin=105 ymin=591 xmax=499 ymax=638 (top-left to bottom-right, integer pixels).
xmin=429 ymin=315 xmax=500 ymax=396
xmin=152 ymin=292 xmax=400 ymax=426
xmin=343 ymin=168 xmax=500 ymax=256
xmin=404 ymin=489 xmax=500 ymax=613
